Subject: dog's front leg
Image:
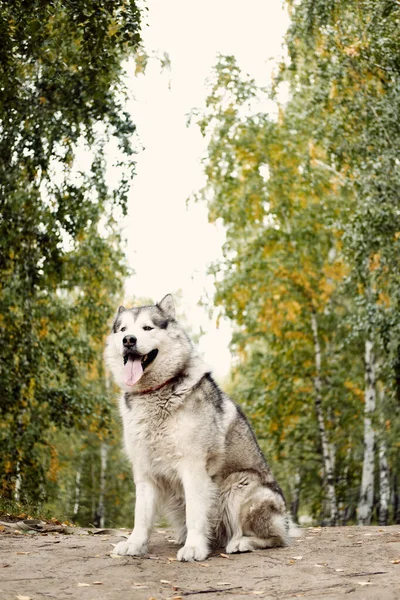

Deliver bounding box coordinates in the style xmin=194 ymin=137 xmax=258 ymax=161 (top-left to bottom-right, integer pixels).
xmin=177 ymin=463 xmax=214 ymax=562
xmin=113 ymin=477 xmax=157 ymax=556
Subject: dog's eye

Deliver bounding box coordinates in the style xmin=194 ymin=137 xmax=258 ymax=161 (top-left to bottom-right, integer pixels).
xmin=121 ymin=326 xmax=127 ymax=332
xmin=143 ymin=326 xmax=153 ymax=331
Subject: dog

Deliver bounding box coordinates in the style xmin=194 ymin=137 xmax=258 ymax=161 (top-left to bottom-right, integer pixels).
xmin=104 ymin=294 xmax=296 ymax=561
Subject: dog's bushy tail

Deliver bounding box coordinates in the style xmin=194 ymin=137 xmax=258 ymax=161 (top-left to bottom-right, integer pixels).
xmin=268 ymin=512 xmax=302 ymax=547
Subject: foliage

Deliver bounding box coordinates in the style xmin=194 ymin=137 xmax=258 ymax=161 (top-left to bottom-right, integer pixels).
xmin=195 ymin=0 xmax=400 ymax=524
xmin=284 ymin=0 xmax=400 ymax=520
xmin=0 ymin=0 xmax=142 ymax=508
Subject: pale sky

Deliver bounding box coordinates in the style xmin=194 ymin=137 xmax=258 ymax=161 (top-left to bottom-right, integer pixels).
xmin=121 ymin=0 xmax=289 ymax=379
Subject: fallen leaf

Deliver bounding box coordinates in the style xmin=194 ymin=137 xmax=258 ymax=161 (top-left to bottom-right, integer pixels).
xmin=314 ymin=564 xmax=326 ymax=568
xmin=92 ymin=581 xmax=103 ymax=585
xmin=77 ymin=583 xmax=90 ymax=587
xmin=335 ymin=568 xmax=345 ymax=572
xmin=291 ymin=556 xmax=303 ymax=560
xmin=198 ymin=562 xmax=210 ymax=567
xmin=220 ymin=553 xmax=230 ymax=559
xmin=167 ymin=556 xmax=177 ymax=562
xmin=391 ymin=559 xmax=400 ymax=564
xmin=160 ymin=580 xmax=171 ymax=584
xmin=16 ymin=596 xmax=31 ymax=600
xmin=216 ymin=582 xmax=231 ymax=585
xmin=16 ymin=552 xmax=30 ymax=555
xmin=356 ymin=581 xmax=372 ymax=586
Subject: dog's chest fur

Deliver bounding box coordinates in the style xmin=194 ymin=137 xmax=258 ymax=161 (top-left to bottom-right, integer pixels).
xmin=120 ymin=393 xmax=195 ymax=477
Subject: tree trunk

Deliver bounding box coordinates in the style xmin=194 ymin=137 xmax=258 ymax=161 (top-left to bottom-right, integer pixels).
xmin=338 ymin=443 xmax=352 ymax=525
xmin=311 ymin=309 xmax=338 ymax=526
xmin=73 ymin=466 xmax=82 ymax=517
xmin=358 ymin=339 xmax=376 ymax=525
xmin=378 ymin=438 xmax=389 ymax=525
xmin=378 ymin=388 xmax=390 ymax=526
xmin=91 ymin=459 xmax=96 ymax=524
xmin=290 ymin=471 xmax=301 ymax=523
xmin=95 ymin=442 xmax=108 ymax=528
xmin=14 ymin=462 xmax=21 ymax=503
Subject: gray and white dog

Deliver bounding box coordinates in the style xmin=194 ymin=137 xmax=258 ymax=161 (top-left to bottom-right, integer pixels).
xmin=105 ymin=294 xmax=295 ymax=562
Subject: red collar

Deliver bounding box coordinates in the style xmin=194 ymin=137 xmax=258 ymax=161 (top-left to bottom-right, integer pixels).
xmin=130 ymin=375 xmax=181 ymax=395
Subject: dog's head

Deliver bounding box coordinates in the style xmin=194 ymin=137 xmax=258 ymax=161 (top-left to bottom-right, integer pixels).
xmin=105 ymin=294 xmax=192 ymax=391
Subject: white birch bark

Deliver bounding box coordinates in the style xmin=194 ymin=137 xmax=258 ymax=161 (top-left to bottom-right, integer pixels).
xmin=97 ymin=442 xmax=108 ymax=528
xmin=73 ymin=467 xmax=82 ymax=517
xmin=358 ymin=339 xmax=376 ymax=525
xmin=378 ymin=437 xmax=389 ymax=525
xmin=378 ymin=388 xmax=390 ymax=526
xmin=14 ymin=463 xmax=21 ymax=503
xmin=311 ymin=309 xmax=338 ymax=525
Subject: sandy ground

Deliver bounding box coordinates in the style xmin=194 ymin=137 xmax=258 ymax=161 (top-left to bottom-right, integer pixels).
xmin=0 ymin=525 xmax=399 ymax=600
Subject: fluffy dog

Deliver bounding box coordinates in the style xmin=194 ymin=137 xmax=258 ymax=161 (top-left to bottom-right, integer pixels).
xmin=105 ymin=294 xmax=295 ymax=561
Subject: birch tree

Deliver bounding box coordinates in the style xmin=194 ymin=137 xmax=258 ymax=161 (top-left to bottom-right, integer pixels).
xmin=95 ymin=443 xmax=108 ymax=529
xmin=193 ymin=0 xmax=400 ymax=523
xmin=378 ymin=387 xmax=390 ymax=526
xmin=0 ymin=0 xmax=142 ymax=503
xmin=358 ymin=340 xmax=376 ymax=525
xmin=311 ymin=310 xmax=338 ymax=525
xmin=282 ymin=0 xmax=400 ymax=522
xmin=195 ymin=56 xmax=355 ymax=522
xmin=73 ymin=466 xmax=82 ymax=518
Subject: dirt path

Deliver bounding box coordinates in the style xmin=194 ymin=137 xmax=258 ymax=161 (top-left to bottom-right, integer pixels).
xmin=1 ymin=525 xmax=399 ymax=600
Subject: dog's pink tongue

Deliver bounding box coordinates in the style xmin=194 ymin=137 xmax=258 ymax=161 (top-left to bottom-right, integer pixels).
xmin=124 ymin=358 xmax=143 ymax=386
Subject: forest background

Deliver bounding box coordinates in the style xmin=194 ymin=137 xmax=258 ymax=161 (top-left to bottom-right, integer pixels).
xmin=0 ymin=0 xmax=399 ymax=529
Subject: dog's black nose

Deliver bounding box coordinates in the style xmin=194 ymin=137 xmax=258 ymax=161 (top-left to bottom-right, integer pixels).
xmin=123 ymin=335 xmax=137 ymax=347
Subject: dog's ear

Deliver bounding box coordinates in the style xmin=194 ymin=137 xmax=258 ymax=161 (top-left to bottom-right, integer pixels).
xmin=157 ymin=294 xmax=175 ymax=319
xmin=112 ymin=305 xmax=126 ymax=332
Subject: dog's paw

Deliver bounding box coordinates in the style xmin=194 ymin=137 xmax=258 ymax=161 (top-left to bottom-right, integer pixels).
xmin=226 ymin=536 xmax=255 ymax=554
xmin=113 ymin=539 xmax=148 ymax=556
xmin=177 ymin=541 xmax=208 ymax=562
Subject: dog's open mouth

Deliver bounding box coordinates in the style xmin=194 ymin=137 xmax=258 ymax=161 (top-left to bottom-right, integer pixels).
xmin=123 ymin=349 xmax=158 ymax=387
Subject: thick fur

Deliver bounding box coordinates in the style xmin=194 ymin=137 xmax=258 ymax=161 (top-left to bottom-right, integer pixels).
xmin=104 ymin=295 xmax=295 ymax=561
